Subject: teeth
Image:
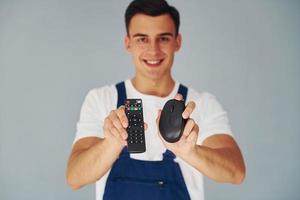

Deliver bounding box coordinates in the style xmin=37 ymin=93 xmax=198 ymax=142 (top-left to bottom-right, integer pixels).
xmin=146 ymin=60 xmax=160 ymax=65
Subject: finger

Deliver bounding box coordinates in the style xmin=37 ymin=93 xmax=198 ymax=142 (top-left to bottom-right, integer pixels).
xmin=109 ymin=116 xmax=127 ymax=140
xmin=116 ymin=106 xmax=128 ymax=128
xmin=114 ymin=108 xmax=129 ymax=139
xmin=106 ymin=117 xmax=127 ymax=141
xmin=182 ymin=101 xmax=196 ymax=119
xmin=104 ymin=117 xmax=114 ymax=135
xmin=182 ymin=118 xmax=195 ymax=138
xmin=109 ymin=111 xmax=125 ymax=131
xmin=111 ymin=127 xmax=127 ymax=145
xmin=115 ymin=107 xmax=129 ymax=139
xmin=187 ymin=130 xmax=198 ymax=143
xmin=110 ymin=127 xmax=125 ymax=144
xmin=187 ymin=124 xmax=199 ymax=142
xmin=156 ymin=109 xmax=162 ymax=124
xmin=144 ymin=122 xmax=148 ymax=131
xmin=103 ymin=117 xmax=110 ymax=132
xmin=174 ymin=93 xmax=183 ymax=101
xmin=120 ymin=129 xmax=128 ymax=140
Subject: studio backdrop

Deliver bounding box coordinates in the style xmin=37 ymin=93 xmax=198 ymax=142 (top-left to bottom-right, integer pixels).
xmin=0 ymin=0 xmax=299 ymax=199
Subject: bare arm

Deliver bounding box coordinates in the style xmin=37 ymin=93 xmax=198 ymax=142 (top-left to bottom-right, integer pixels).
xmin=66 ymin=137 xmax=123 ymax=190
xmin=158 ymin=94 xmax=246 ymax=184
xmin=66 ymin=106 xmax=131 ymax=190
xmin=66 ymin=104 xmax=149 ymax=190
xmin=179 ymin=134 xmax=246 ymax=184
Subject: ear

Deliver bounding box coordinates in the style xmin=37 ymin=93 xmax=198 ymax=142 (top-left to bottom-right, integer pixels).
xmin=175 ymin=33 xmax=182 ymax=52
xmin=124 ymin=35 xmax=131 ymax=52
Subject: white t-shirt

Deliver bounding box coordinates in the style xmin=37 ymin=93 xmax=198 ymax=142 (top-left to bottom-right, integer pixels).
xmin=74 ymin=79 xmax=232 ymax=200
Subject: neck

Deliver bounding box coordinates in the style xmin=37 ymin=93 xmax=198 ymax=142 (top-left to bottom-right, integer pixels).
xmin=131 ymin=75 xmax=175 ymax=97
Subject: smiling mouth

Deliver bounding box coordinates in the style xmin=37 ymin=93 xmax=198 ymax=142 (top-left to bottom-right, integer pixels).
xmin=143 ymin=59 xmax=164 ymax=67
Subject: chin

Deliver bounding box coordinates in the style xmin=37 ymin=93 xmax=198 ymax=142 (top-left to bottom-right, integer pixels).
xmin=145 ymin=67 xmax=171 ymax=80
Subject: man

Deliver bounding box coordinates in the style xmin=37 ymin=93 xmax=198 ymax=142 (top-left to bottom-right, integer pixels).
xmin=66 ymin=0 xmax=245 ymax=199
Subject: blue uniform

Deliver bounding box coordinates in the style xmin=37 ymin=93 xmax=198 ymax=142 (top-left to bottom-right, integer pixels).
xmin=103 ymin=81 xmax=191 ymax=200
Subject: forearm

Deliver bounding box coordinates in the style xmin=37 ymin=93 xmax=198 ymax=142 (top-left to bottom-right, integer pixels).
xmin=66 ymin=138 xmax=122 ymax=189
xmin=179 ymin=145 xmax=245 ymax=184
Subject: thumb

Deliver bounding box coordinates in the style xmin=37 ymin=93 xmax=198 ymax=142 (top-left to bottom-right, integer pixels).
xmin=156 ymin=109 xmax=162 ymax=124
xmin=144 ymin=122 xmax=148 ymax=131
xmin=174 ymin=93 xmax=183 ymax=101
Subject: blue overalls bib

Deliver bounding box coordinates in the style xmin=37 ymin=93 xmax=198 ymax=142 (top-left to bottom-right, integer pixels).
xmin=103 ymin=81 xmax=191 ymax=200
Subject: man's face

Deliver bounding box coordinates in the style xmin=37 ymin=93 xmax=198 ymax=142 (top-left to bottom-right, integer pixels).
xmin=125 ymin=14 xmax=181 ymax=80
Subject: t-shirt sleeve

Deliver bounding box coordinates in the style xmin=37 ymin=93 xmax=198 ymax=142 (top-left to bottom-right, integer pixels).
xmin=73 ymin=88 xmax=110 ymax=144
xmin=191 ymin=92 xmax=233 ymax=145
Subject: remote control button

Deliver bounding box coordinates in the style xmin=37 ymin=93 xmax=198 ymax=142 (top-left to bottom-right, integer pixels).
xmin=125 ymin=99 xmax=145 ymax=152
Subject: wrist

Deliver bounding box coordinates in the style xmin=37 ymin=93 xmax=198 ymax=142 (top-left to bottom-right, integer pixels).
xmin=103 ymin=137 xmax=124 ymax=154
xmin=178 ymin=145 xmax=198 ymax=162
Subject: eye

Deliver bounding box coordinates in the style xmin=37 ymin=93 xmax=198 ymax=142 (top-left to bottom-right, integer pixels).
xmin=136 ymin=37 xmax=148 ymax=43
xmin=159 ymin=37 xmax=170 ymax=43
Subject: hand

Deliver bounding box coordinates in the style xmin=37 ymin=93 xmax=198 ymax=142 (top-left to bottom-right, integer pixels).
xmin=104 ymin=106 xmax=148 ymax=148
xmin=156 ymin=94 xmax=199 ymax=158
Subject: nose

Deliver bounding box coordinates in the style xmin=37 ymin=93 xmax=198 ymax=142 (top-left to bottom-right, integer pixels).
xmin=147 ymin=40 xmax=160 ymax=55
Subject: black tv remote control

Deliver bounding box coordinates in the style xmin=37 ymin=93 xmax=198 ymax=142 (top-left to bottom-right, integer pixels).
xmin=124 ymin=99 xmax=146 ymax=153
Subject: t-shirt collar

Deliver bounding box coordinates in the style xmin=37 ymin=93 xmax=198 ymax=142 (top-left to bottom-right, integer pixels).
xmin=125 ymin=79 xmax=179 ymax=101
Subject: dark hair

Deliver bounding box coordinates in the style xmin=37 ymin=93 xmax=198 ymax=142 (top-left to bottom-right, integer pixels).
xmin=125 ymin=0 xmax=180 ymax=36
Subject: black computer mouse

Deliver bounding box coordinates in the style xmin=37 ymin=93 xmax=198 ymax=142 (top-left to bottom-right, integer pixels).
xmin=159 ymin=99 xmax=187 ymax=143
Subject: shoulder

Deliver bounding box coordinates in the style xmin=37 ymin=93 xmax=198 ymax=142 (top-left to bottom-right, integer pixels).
xmin=87 ymin=83 xmax=117 ymax=97
xmin=82 ymin=82 xmax=120 ymax=112
xmin=184 ymin=85 xmax=227 ymax=118
xmin=87 ymin=81 xmax=117 ymax=101
xmin=183 ymin=85 xmax=233 ymax=144
xmin=185 ymin=85 xmax=218 ymax=105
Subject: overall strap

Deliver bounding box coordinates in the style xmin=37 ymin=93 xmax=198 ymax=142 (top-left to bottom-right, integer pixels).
xmin=178 ymin=83 xmax=188 ymax=103
xmin=116 ymin=81 xmax=127 ymax=108
xmin=163 ymin=83 xmax=189 ymax=161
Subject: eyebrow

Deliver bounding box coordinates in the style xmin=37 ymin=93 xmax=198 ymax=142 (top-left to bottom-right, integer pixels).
xmin=159 ymin=33 xmax=174 ymax=37
xmin=132 ymin=32 xmax=175 ymax=38
xmin=132 ymin=33 xmax=148 ymax=38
